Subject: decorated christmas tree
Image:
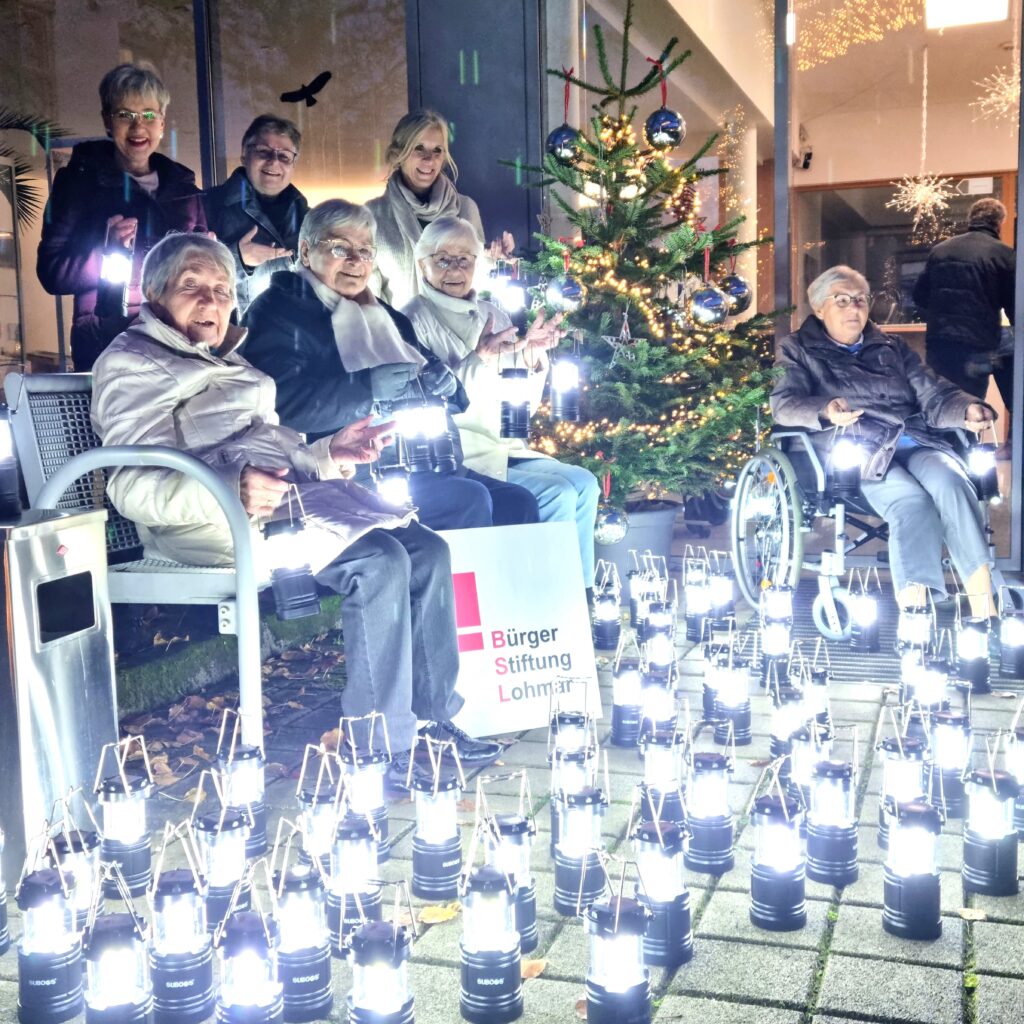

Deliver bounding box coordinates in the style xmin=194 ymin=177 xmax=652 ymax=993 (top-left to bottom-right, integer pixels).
xmin=515 ymin=0 xmax=776 ymax=517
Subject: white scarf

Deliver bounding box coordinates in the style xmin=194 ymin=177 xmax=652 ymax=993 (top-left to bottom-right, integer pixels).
xmin=299 ymin=266 xmax=425 ymax=372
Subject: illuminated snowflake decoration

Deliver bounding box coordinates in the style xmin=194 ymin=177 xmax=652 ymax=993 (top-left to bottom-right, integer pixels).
xmin=886 ymin=174 xmax=955 ymax=245
xmin=971 ymin=64 xmax=1021 ymax=128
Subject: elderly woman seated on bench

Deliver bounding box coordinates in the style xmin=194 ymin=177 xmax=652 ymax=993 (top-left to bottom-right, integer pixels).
xmin=771 ymin=264 xmax=997 ymax=619
xmin=90 ymin=232 xmax=500 ymax=773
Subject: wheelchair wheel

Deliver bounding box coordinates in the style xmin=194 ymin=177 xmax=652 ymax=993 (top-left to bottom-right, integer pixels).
xmin=812 ymin=587 xmax=853 ymax=641
xmin=731 ymin=448 xmax=804 ymax=609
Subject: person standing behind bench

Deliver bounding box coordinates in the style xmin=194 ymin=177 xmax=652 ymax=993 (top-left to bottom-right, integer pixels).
xmin=37 ymin=62 xmax=206 ymax=371
xmin=203 ymin=114 xmax=309 ymax=315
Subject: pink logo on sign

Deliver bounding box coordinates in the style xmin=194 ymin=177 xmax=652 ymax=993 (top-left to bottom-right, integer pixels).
xmin=452 ymin=572 xmax=484 ymax=653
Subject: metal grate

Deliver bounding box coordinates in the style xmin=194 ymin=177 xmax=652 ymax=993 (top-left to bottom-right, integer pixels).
xmin=27 ymin=390 xmax=143 ymax=559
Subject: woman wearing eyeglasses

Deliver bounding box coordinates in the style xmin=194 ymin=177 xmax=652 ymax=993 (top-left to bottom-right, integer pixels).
xmin=36 ymin=63 xmax=206 ymax=370
xmin=203 ymin=115 xmax=309 ymax=315
xmin=772 ymin=264 xmax=997 ymax=617
xmin=242 ymin=199 xmax=539 ymax=533
xmin=367 ymin=110 xmax=513 ymax=310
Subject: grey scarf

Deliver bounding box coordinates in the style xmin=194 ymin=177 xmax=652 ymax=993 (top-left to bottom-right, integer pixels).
xmin=388 ymin=173 xmax=462 ymax=249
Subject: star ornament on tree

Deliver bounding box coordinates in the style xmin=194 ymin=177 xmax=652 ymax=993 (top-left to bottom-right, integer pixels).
xmin=601 ymin=311 xmax=641 ymax=367
xmin=886 ymin=174 xmax=955 ymax=243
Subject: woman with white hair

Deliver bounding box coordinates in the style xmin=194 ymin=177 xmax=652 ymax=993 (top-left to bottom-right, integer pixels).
xmin=403 ymin=215 xmax=602 ymax=589
xmin=91 ymin=232 xmax=497 ymax=773
xmin=37 ymin=62 xmax=206 ymax=370
xmin=243 ymin=198 xmax=539 ymax=536
xmin=771 ymin=264 xmax=997 ymax=617
xmin=367 ymin=109 xmax=512 ymax=309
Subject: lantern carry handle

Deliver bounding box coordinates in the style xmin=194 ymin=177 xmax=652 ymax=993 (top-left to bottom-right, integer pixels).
xmin=93 ymin=735 xmax=154 ymax=796
xmin=89 ymin=862 xmax=149 ymax=939
xmin=149 ymin=820 xmax=206 ymax=909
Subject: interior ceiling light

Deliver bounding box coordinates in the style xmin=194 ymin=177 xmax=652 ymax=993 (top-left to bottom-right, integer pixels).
xmin=925 ymin=0 xmax=1008 ymax=30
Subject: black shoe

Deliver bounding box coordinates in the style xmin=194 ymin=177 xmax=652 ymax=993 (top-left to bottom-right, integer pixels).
xmin=419 ymin=721 xmax=503 ymax=765
xmin=384 ymin=751 xmax=413 ymax=794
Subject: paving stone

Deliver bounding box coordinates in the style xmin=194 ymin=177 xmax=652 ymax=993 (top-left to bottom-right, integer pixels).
xmin=697 ymin=886 xmax=828 ymax=949
xmin=817 ymin=954 xmax=962 ymax=1024
xmin=971 ymin=919 xmax=1024 ymax=975
xmin=968 ymin=880 xmax=1024 ymax=922
xmin=831 ymin=901 xmax=964 ymax=968
xmin=975 ymin=974 xmax=1024 ymax=1024
xmin=657 ymin=994 xmax=802 ymax=1024
xmin=667 ymin=937 xmax=818 ymax=1007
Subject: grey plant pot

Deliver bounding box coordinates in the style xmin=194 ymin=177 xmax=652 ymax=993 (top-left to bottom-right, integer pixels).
xmin=594 ymin=500 xmax=681 ymax=597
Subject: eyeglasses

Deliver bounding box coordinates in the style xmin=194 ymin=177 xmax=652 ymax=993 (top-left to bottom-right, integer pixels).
xmin=112 ymin=109 xmax=163 ymax=125
xmin=247 ymin=145 xmax=298 ymax=166
xmin=827 ymin=292 xmax=872 ymax=309
xmin=322 ymin=241 xmax=376 ymax=262
xmin=431 ymin=254 xmax=477 ymax=271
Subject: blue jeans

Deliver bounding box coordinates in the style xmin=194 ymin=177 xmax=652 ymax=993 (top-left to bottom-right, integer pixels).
xmin=859 ymin=447 xmax=991 ymax=598
xmin=313 ymin=522 xmax=463 ymax=751
xmin=408 ymin=468 xmax=539 ymax=530
xmin=507 ymin=458 xmax=601 ymax=585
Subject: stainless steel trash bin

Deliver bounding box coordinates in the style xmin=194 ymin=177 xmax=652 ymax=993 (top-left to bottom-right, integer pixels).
xmin=0 ymin=509 xmax=118 ymax=880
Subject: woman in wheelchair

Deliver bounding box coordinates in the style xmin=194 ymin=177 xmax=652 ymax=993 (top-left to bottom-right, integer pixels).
xmin=771 ymin=265 xmax=997 ymax=619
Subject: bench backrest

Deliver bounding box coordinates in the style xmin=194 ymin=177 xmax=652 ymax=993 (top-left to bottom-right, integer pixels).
xmin=5 ymin=372 xmax=144 ymax=560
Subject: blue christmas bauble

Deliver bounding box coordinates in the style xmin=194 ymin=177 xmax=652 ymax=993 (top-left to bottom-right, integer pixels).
xmin=644 ymin=107 xmax=686 ymax=150
xmin=546 ymin=122 xmax=582 ymax=166
xmin=720 ymin=273 xmax=753 ymax=315
xmin=689 ymin=286 xmax=729 ymax=326
xmin=594 ymin=503 xmax=629 ymax=545
xmin=545 ymin=275 xmax=584 ymax=312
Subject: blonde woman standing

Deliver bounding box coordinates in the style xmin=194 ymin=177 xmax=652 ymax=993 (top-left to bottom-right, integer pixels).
xmin=368 ymin=110 xmax=511 ymax=309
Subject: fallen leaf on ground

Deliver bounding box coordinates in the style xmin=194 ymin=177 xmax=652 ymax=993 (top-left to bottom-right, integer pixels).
xmin=285 ymin=701 xmax=305 ymax=710
xmin=388 ymin=908 xmax=415 ymax=927
xmin=996 ymin=692 xmax=1018 ymax=699
xmin=184 ymin=695 xmax=207 ymax=710
xmin=170 ymin=728 xmax=205 ymax=746
xmin=265 ymin=762 xmax=289 ymax=778
xmin=521 ymin=959 xmax=546 ymax=980
xmin=320 ymin=728 xmax=340 ymax=752
xmin=456 ymin=798 xmax=476 ymax=813
xmin=280 ymin=650 xmax=312 ymax=661
xmin=575 ymin=997 xmax=588 ymax=1019
xmin=182 ymin=787 xmax=201 ymax=803
xmin=418 ymin=901 xmax=461 ymax=924
xmin=146 ymin=740 xmax=166 ymax=753
xmin=749 ymin=758 xmax=773 ymax=767
xmin=192 ymin=745 xmax=214 ymax=763
xmin=959 ymin=907 xmax=987 ymax=921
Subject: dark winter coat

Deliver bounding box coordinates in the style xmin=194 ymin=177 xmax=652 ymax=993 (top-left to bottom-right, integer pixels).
xmin=241 ymin=270 xmax=469 ymax=477
xmin=771 ymin=315 xmax=984 ymax=480
xmin=202 ymin=167 xmax=308 ymax=314
xmin=912 ymin=224 xmax=1015 ymax=352
xmin=36 ymin=140 xmax=207 ymax=370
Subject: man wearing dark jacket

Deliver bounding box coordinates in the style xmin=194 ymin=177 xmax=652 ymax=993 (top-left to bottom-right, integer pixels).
xmin=203 ymin=115 xmax=309 ymax=315
xmin=913 ymin=198 xmax=1015 ymax=408
xmin=37 ymin=66 xmax=206 ymax=370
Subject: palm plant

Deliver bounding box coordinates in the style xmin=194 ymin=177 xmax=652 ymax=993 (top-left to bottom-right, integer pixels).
xmin=0 ymin=107 xmax=69 ymax=227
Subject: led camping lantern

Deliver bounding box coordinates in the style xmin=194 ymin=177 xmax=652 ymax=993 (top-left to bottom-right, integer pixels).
xmin=882 ymin=799 xmax=942 ymax=941
xmin=749 ymin=794 xmax=807 ymax=933
xmin=339 ymin=716 xmax=393 ymax=863
xmin=499 ymin=367 xmax=531 ymax=440
xmin=261 ymin=516 xmax=322 ymax=623
xmin=372 ymin=462 xmax=412 ymax=507
xmin=643 ymin=601 xmax=677 ymax=676
xmin=149 ymin=852 xmax=215 ymax=1024
xmin=707 ymin=559 xmax=735 ymax=624
xmin=897 ymin=602 xmax=933 ymax=652
xmin=805 ymin=760 xmax=859 ymax=887
xmin=272 ymin=862 xmax=333 ymax=1023
xmin=611 ymin=655 xmax=643 ymax=747
xmin=392 ymin=397 xmax=457 ymax=474
xmin=592 ymin=580 xmax=622 ymax=652
xmin=296 ymin=778 xmax=341 ymax=875
xmin=49 ymin=829 xmax=102 ymax=934
xmin=828 ymin=434 xmax=866 ymax=499
xmin=483 ymin=814 xmax=539 ymax=955
xmin=548 ymin=710 xmax=597 ymax=854
xmin=927 ymin=711 xmax=972 ymax=819
xmin=956 ymin=617 xmax=991 ymax=694
xmin=702 ymin=641 xmax=731 ymax=722
xmin=98 ymin=226 xmax=133 ymax=318
xmin=326 ymin=812 xmax=383 ymax=957
xmin=999 ymin=610 xmax=1024 ymax=678
xmin=683 ymin=557 xmax=711 ymax=642
xmin=458 ymin=866 xmax=523 ymax=1024
xmin=584 ymin=896 xmax=652 ymax=1024
xmin=82 ymin=894 xmax=154 ymax=1024
xmin=639 ymin=729 xmax=686 ymax=825
xmin=488 ymin=261 xmax=528 ymax=315
xmin=639 ymin=672 xmax=677 ymax=738
xmin=95 ymin=740 xmax=155 ymax=899
xmin=963 ymin=770 xmax=1020 ymax=897
xmin=908 ymin=655 xmax=951 ymax=711
xmin=876 ymin=736 xmax=927 ymax=850
xmin=346 ymin=917 xmax=415 ymax=1024
xmin=195 ymin=806 xmax=252 ymax=932
xmin=550 ymin=353 xmax=582 ymax=423
xmin=788 ymin=723 xmax=834 ymax=806
xmin=769 ymin=685 xmax=807 ymax=782
xmin=216 ymin=716 xmax=269 ymax=858
xmin=848 ymin=577 xmax=880 ymax=653
xmin=967 ymin=434 xmax=1000 ymax=502
xmin=553 ymin=786 xmax=608 ymax=917
xmin=633 ymin=820 xmax=693 ymax=968
xmin=214 ymin=908 xmax=284 ymax=1024
xmin=16 ymin=867 xmax=83 ymax=1024
xmin=410 ymin=759 xmax=464 ymax=902
xmin=684 ymin=751 xmax=735 ymax=875
xmin=713 ymin=656 xmax=752 ymax=746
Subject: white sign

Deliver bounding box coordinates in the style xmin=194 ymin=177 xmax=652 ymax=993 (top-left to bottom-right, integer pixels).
xmin=439 ymin=522 xmax=601 ymax=737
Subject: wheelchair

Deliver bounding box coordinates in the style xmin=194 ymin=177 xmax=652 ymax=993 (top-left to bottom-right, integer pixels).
xmin=729 ymin=428 xmax=1001 ymax=640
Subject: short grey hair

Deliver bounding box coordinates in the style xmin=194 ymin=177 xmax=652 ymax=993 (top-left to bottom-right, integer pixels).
xmin=807 ymin=265 xmax=870 ymax=310
xmin=99 ymin=63 xmax=171 ymax=115
xmin=414 ymin=216 xmax=483 ymax=264
xmin=299 ymin=200 xmax=377 ymax=252
xmin=142 ymin=233 xmax=236 ymax=304
xmin=242 ymin=114 xmax=301 ymax=152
